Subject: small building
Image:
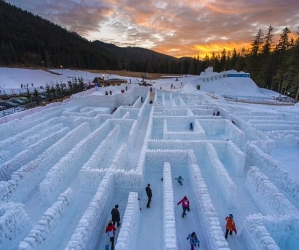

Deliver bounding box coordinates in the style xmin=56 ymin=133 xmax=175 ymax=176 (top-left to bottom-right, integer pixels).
xmin=92 ymin=77 xmax=128 ymax=87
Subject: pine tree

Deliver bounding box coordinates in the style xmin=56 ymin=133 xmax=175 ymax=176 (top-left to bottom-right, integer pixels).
xmin=251 ymin=28 xmax=264 ymax=56
xmin=262 ymin=25 xmax=274 ymax=54
xmin=277 ymin=27 xmax=291 ymax=51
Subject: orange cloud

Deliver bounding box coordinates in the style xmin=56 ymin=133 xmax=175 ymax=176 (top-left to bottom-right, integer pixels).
xmin=151 ymin=39 xmax=254 ymax=59
xmin=5 ymin=0 xmax=299 ymax=59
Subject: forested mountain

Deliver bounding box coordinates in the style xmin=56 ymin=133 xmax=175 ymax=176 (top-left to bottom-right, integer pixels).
xmin=0 ymin=0 xmax=120 ymax=69
xmin=0 ymin=0 xmax=200 ymax=74
xmin=0 ymin=0 xmax=299 ymax=99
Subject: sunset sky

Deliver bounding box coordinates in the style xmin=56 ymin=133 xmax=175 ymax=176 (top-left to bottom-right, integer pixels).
xmin=6 ymin=0 xmax=299 ymax=58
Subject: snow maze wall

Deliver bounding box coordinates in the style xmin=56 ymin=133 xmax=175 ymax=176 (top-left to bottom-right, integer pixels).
xmin=0 ymin=86 xmax=299 ymax=250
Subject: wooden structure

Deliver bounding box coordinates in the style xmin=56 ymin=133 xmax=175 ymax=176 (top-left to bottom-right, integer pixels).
xmin=92 ymin=77 xmax=128 ymax=87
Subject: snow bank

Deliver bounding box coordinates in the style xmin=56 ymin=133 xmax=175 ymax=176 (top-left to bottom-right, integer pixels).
xmin=62 ymin=106 xmax=110 ymax=118
xmin=205 ymin=143 xmax=237 ymax=208
xmin=198 ymin=119 xmax=245 ymax=149
xmin=79 ymin=124 xmax=121 ymax=171
xmin=115 ymin=192 xmax=140 ymax=250
xmin=0 ymin=117 xmax=65 ymax=159
xmin=212 ymin=141 xmax=245 ymax=176
xmin=191 ymin=108 xmax=214 ymax=116
xmin=40 ymin=123 xmax=118 ymax=205
xmin=0 ymin=123 xmax=90 ymax=203
xmin=146 ymin=139 xmax=245 ymax=177
xmin=73 ymin=86 xmax=148 ymax=110
xmin=163 ymin=119 xmax=206 ymax=140
xmin=65 ymin=173 xmax=114 ymax=250
xmin=231 ymin=115 xmax=275 ymax=153
xmin=73 ymin=114 xmax=108 ymax=132
xmin=253 ymin=123 xmax=299 ymax=132
xmin=0 ymin=202 xmax=30 ymax=250
xmin=0 ymin=126 xmax=68 ymax=181
xmin=128 ymin=120 xmax=138 ymax=149
xmin=110 ymin=119 xmax=134 ymax=133
xmin=135 ymin=107 xmax=154 ymax=176
xmin=246 ymin=166 xmax=299 ymax=216
xmin=113 ymin=107 xmax=139 ymax=120
xmin=196 ymin=70 xmax=265 ymax=98
xmin=266 ymin=130 xmax=299 ymax=146
xmin=18 ymin=189 xmax=74 ymax=250
xmin=113 ymin=143 xmax=131 ymax=170
xmin=188 ymin=150 xmax=229 ymax=250
xmin=242 ymin=214 xmax=279 ymax=250
xmin=246 ymin=143 xmax=299 ymax=202
xmin=22 ymin=123 xmax=64 ymax=148
xmin=163 ymin=163 xmax=178 ymax=250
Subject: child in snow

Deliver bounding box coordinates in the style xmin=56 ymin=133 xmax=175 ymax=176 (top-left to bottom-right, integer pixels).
xmin=106 ymin=220 xmax=116 ymax=250
xmin=186 ymin=232 xmax=200 ymax=249
xmin=177 ymin=196 xmax=190 ymax=218
xmin=225 ymin=214 xmax=237 ymax=239
xmin=190 ymin=122 xmax=193 ymax=130
xmin=175 ymin=175 xmax=184 ymax=185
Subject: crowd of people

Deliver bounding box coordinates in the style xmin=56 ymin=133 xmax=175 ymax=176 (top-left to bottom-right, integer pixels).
xmin=105 ymin=178 xmax=237 ymax=249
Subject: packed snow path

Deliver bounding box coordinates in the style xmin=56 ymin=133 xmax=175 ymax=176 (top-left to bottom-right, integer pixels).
xmin=0 ymin=85 xmax=299 ymax=250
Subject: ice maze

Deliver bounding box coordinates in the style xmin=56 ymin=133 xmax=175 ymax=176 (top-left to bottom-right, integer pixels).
xmin=0 ymin=85 xmax=299 ymax=250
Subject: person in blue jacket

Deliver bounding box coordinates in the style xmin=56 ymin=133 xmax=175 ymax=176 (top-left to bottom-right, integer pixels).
xmin=190 ymin=122 xmax=193 ymax=130
xmin=186 ymin=232 xmax=200 ymax=249
xmin=175 ymin=175 xmax=184 ymax=185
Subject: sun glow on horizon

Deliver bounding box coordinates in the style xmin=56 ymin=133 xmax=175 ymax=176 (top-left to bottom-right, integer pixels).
xmin=153 ymin=41 xmax=251 ymax=59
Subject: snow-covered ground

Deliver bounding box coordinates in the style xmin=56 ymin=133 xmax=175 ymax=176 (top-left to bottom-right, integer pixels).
xmin=0 ymin=68 xmax=299 ymax=250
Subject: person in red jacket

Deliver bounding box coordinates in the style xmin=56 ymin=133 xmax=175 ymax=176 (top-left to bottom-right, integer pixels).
xmin=177 ymin=196 xmax=190 ymax=218
xmin=106 ymin=220 xmax=116 ymax=250
xmin=225 ymin=214 xmax=237 ymax=239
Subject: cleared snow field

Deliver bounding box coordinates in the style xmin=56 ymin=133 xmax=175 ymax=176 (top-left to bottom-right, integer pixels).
xmin=0 ymin=68 xmax=299 ymax=250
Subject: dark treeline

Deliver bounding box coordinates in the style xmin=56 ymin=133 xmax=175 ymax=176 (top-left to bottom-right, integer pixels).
xmin=204 ymin=25 xmax=299 ymax=100
xmin=0 ymin=1 xmax=298 ymax=99
xmin=0 ymin=0 xmax=120 ymax=70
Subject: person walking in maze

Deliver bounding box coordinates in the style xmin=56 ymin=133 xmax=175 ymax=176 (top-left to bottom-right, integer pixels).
xmin=190 ymin=122 xmax=193 ymax=130
xmin=111 ymin=204 xmax=121 ymax=227
xmin=225 ymin=214 xmax=237 ymax=239
xmin=175 ymin=175 xmax=184 ymax=185
xmin=106 ymin=220 xmax=116 ymax=250
xmin=177 ymin=196 xmax=190 ymax=218
xmin=146 ymin=183 xmax=152 ymax=208
xmin=186 ymin=232 xmax=200 ymax=249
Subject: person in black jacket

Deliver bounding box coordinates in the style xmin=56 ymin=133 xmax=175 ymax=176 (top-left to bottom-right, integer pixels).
xmin=111 ymin=205 xmax=121 ymax=227
xmin=146 ymin=183 xmax=152 ymax=208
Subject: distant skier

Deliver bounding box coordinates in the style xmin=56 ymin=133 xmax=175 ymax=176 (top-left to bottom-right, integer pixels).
xmin=106 ymin=220 xmax=116 ymax=250
xmin=216 ymin=111 xmax=220 ymax=116
xmin=111 ymin=204 xmax=121 ymax=227
xmin=146 ymin=183 xmax=152 ymax=208
xmin=186 ymin=232 xmax=200 ymax=250
xmin=225 ymin=214 xmax=237 ymax=239
xmin=177 ymin=196 xmax=190 ymax=218
xmin=175 ymin=175 xmax=184 ymax=185
xmin=190 ymin=122 xmax=193 ymax=130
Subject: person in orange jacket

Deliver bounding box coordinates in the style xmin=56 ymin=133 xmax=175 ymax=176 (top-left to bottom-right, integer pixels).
xmin=225 ymin=214 xmax=237 ymax=239
xmin=106 ymin=220 xmax=116 ymax=250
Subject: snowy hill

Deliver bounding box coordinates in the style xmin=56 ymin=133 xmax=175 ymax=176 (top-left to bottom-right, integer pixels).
xmin=0 ymin=68 xmax=299 ymax=250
